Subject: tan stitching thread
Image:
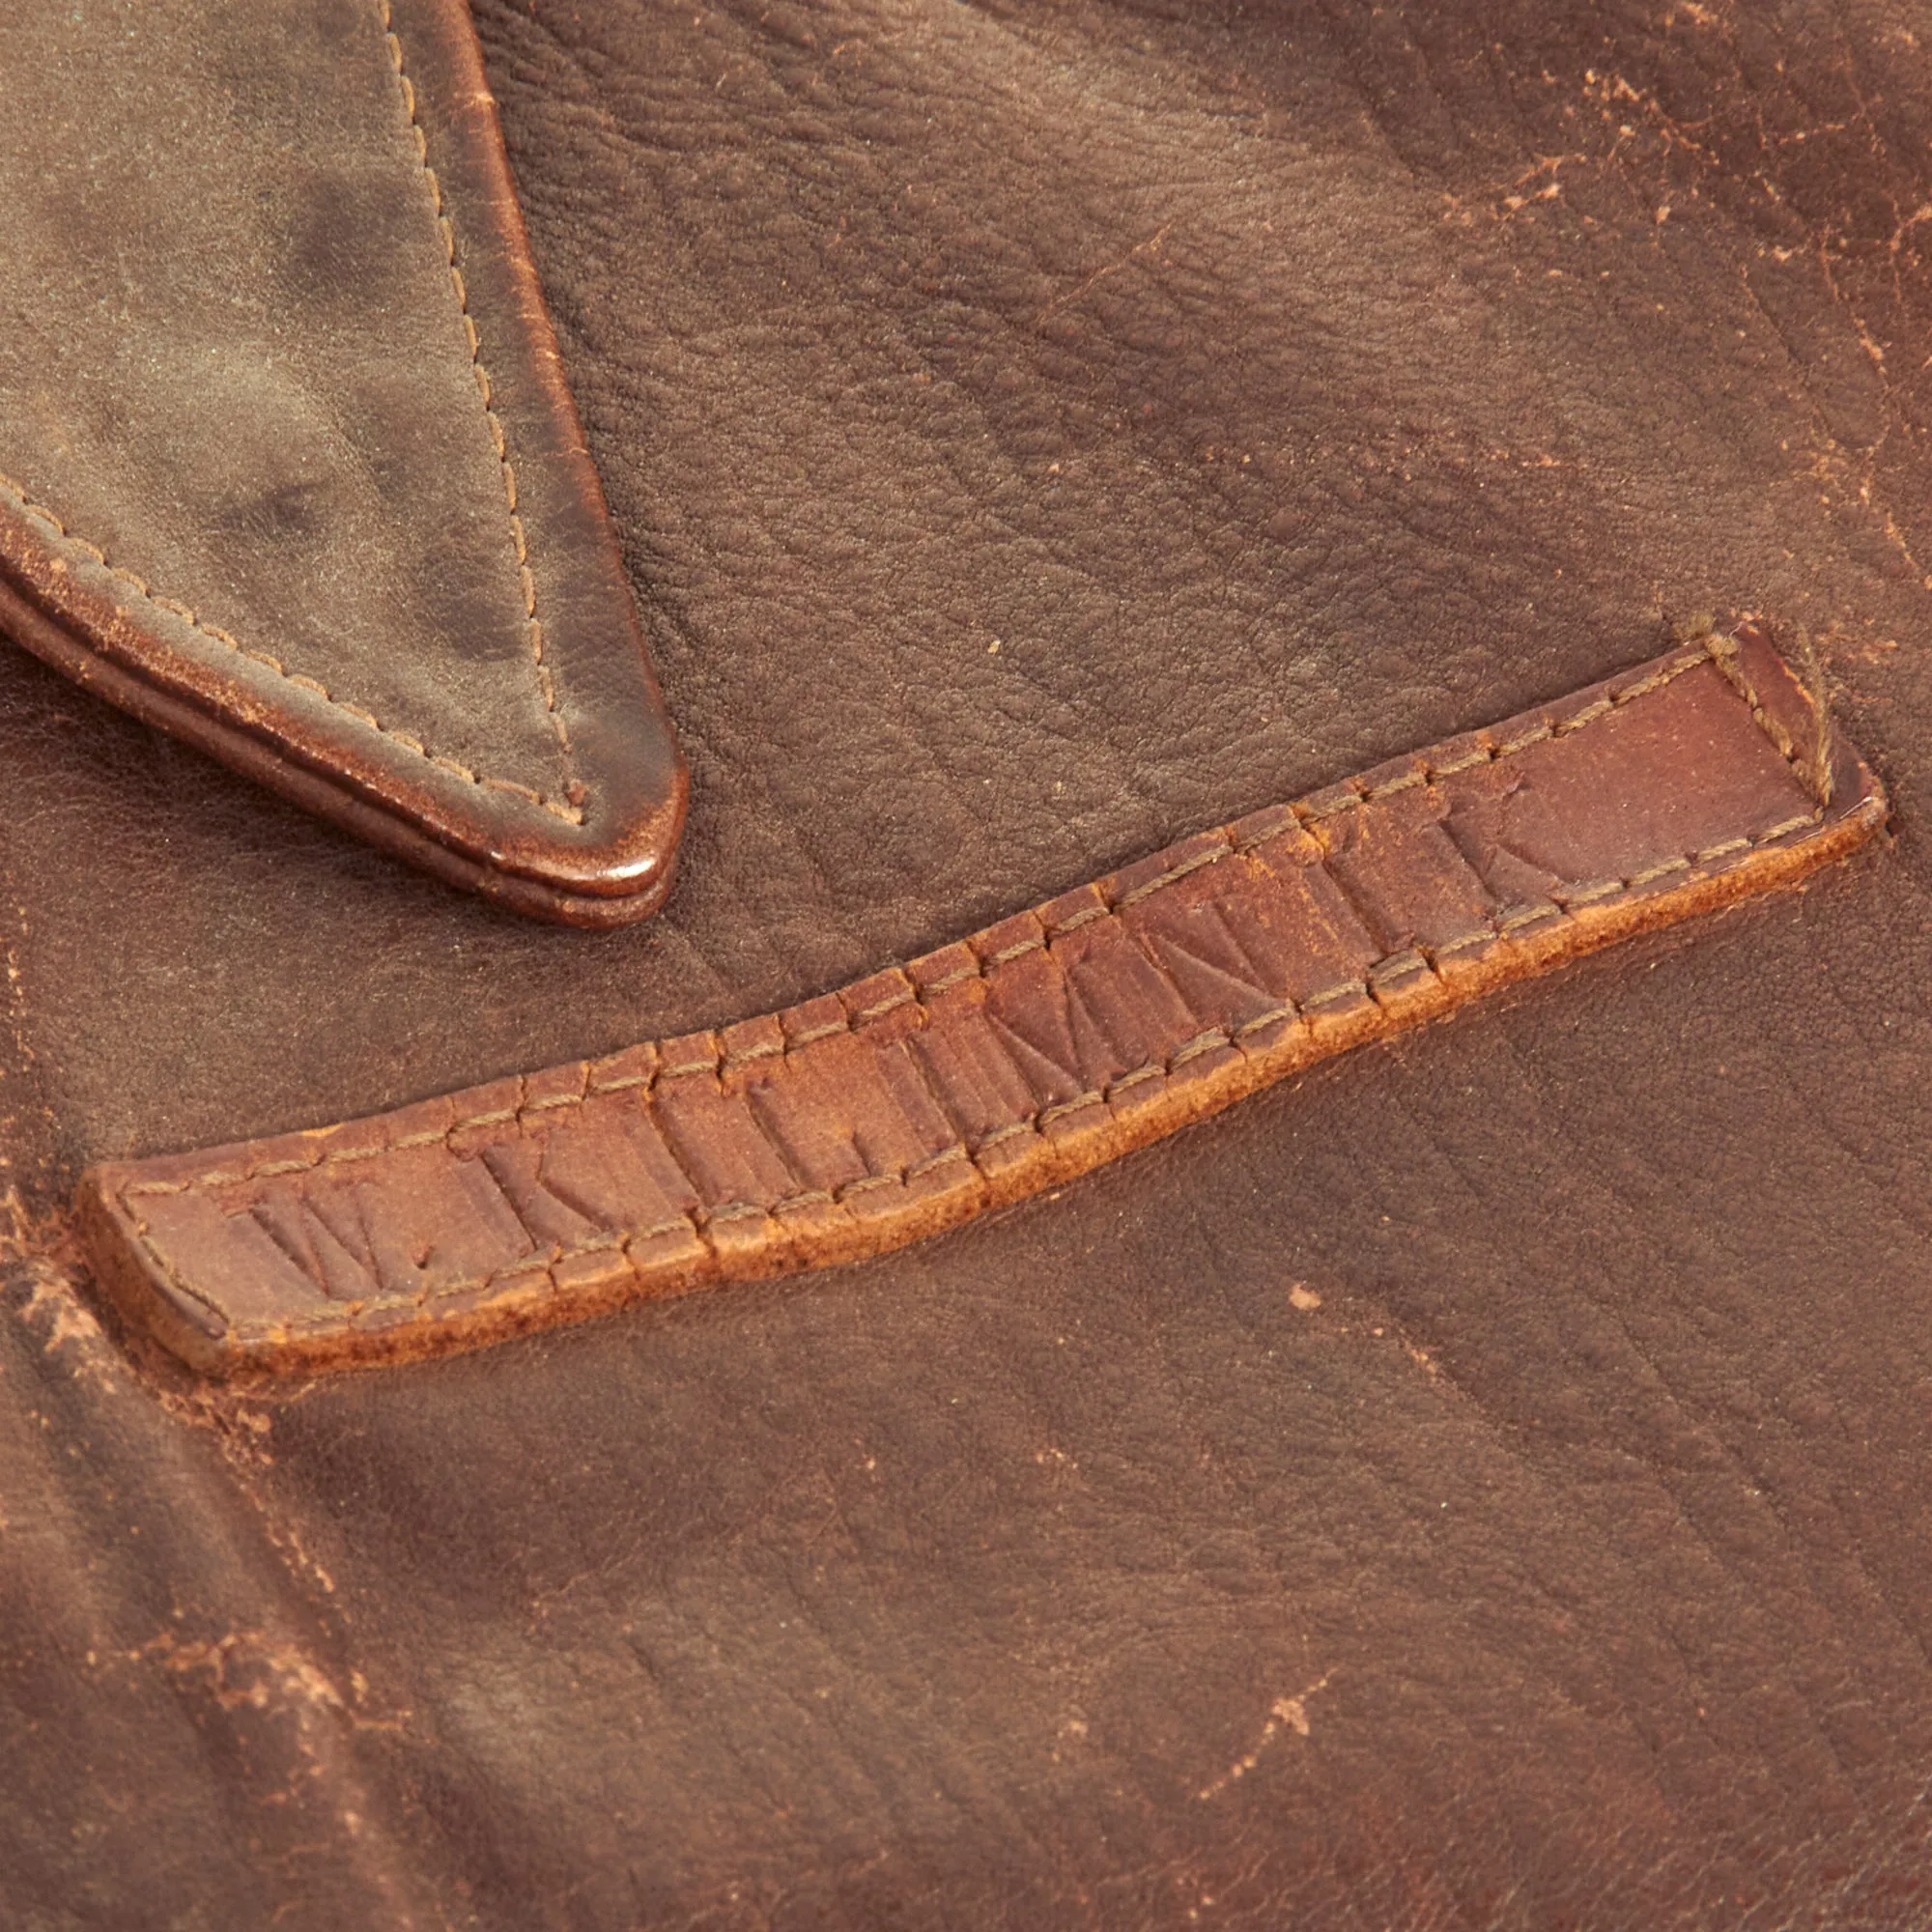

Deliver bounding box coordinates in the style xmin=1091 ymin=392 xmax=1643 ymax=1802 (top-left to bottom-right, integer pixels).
xmin=877 ymin=651 xmax=1717 ymax=996
xmin=1368 ymin=948 xmax=1433 ymax=983
xmin=1234 ymin=1003 xmax=1298 ymax=1037
xmin=122 ymin=810 xmax=1823 ymax=1218
xmin=1173 ymin=1027 xmax=1233 ymax=1064
xmin=890 ymin=653 xmax=1717 ymax=998
xmin=1365 ymin=766 xmax=1426 ymax=798
xmin=720 ymin=1039 xmax=784 ymax=1072
xmin=1297 ymin=791 xmax=1361 ymax=823
xmin=117 ymin=650 xmax=1841 ymax=1243
xmin=207 ymin=1139 xmax=986 ymax=1339
xmin=923 ymin=966 xmax=980 ymax=995
xmin=1706 ymin=629 xmax=1833 ymax=807
xmin=1 ymin=470 xmax=584 ymax=821
xmin=658 ymin=1055 xmax=718 ymax=1080
xmin=203 ymin=787 xmax=1847 ymax=1337
xmin=782 ymin=1019 xmax=850 ymax=1048
xmin=1038 ymin=1090 xmax=1106 ymax=1127
xmin=1114 ymin=840 xmax=1231 ymax=907
xmin=131 ymin=782 xmax=1842 ymax=1218
xmin=908 ymin=1145 xmax=972 ymax=1179
xmin=771 ymin=1188 xmax=833 ymax=1215
xmin=121 ymin=652 xmax=1777 ymax=1205
xmin=141 ymin=781 xmax=1855 ymax=1338
xmin=589 ymin=1072 xmax=652 ymax=1094
xmin=1423 ymin=747 xmax=1492 ymax=781
xmin=378 ymin=2 xmax=574 ymax=773
xmin=1046 ymin=904 xmax=1111 ymax=935
xmin=988 ymin=935 xmax=1046 ymax=965
xmin=1238 ymin=654 xmax=1713 ymax=846
xmin=0 ymin=4 xmax=585 ymax=824
xmin=1302 ymin=980 xmax=1369 ymax=1009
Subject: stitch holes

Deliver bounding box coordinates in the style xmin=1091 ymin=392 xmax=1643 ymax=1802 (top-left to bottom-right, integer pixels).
xmin=1694 ymin=620 xmax=1834 ymax=809
xmin=379 ymin=0 xmax=574 ymax=770
xmin=0 ymin=469 xmax=585 ymax=825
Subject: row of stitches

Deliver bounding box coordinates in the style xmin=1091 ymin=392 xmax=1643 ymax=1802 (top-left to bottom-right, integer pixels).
xmin=128 ymin=773 xmax=1828 ymax=1213
xmin=183 ymin=802 xmax=1831 ymax=1341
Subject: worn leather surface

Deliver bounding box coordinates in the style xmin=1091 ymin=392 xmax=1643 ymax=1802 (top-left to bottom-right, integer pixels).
xmin=3 ymin=0 xmax=1931 ymax=1924
xmin=0 ymin=0 xmax=685 ymax=921
xmin=83 ymin=633 xmax=1886 ymax=1376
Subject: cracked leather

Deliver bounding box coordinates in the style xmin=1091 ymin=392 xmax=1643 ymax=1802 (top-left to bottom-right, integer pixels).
xmin=3 ymin=1 xmax=1932 ymax=1927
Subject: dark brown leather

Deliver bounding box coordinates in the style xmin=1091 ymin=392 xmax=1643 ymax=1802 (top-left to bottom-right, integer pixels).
xmin=0 ymin=0 xmax=686 ymax=923
xmin=4 ymin=2 xmax=1931 ymax=1926
xmin=81 ymin=630 xmax=1886 ymax=1375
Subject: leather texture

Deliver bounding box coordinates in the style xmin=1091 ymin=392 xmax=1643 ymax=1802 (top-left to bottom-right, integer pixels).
xmin=82 ymin=630 xmax=1886 ymax=1375
xmin=0 ymin=0 xmax=686 ymax=923
xmin=3 ymin=1 xmax=1931 ymax=1926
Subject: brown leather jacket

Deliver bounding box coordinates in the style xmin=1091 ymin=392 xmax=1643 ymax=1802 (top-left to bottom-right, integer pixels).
xmin=3 ymin=2 xmax=1927 ymax=1924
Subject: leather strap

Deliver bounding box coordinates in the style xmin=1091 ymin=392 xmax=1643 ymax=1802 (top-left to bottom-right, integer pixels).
xmin=79 ymin=626 xmax=1887 ymax=1375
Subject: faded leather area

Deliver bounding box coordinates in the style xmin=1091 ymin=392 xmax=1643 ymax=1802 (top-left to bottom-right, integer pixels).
xmin=0 ymin=0 xmax=684 ymax=920
xmin=4 ymin=1 xmax=1932 ymax=1926
xmin=82 ymin=631 xmax=1885 ymax=1374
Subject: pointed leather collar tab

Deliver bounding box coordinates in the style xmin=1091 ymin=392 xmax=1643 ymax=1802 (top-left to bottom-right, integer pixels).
xmin=0 ymin=0 xmax=686 ymax=924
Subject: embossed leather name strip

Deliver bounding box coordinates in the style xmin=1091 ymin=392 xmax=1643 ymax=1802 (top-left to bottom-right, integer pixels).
xmin=80 ymin=629 xmax=1886 ymax=1376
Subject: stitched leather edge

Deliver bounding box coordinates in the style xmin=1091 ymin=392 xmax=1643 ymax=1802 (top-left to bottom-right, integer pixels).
xmin=0 ymin=0 xmax=686 ymax=923
xmin=76 ymin=628 xmax=1890 ymax=1377
xmin=0 ymin=569 xmax=682 ymax=929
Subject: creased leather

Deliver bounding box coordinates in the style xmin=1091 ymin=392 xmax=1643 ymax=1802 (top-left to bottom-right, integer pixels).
xmin=2 ymin=1 xmax=1930 ymax=1926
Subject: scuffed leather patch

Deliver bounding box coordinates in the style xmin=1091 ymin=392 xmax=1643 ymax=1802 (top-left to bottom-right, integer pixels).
xmin=78 ymin=627 xmax=1886 ymax=1375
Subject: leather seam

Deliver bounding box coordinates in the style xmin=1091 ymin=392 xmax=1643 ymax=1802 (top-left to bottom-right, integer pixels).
xmin=111 ymin=643 xmax=1765 ymax=1206
xmin=127 ymin=766 xmax=1840 ymax=1340
xmin=0 ymin=3 xmax=591 ymax=829
xmin=379 ymin=1 xmax=579 ymax=789
xmin=110 ymin=637 xmax=1870 ymax=1340
xmin=115 ymin=669 xmax=1825 ymax=1205
xmin=0 ymin=472 xmax=584 ymax=822
xmin=685 ymin=645 xmax=1719 ymax=1065
xmin=1704 ymin=627 xmax=1833 ymax=806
